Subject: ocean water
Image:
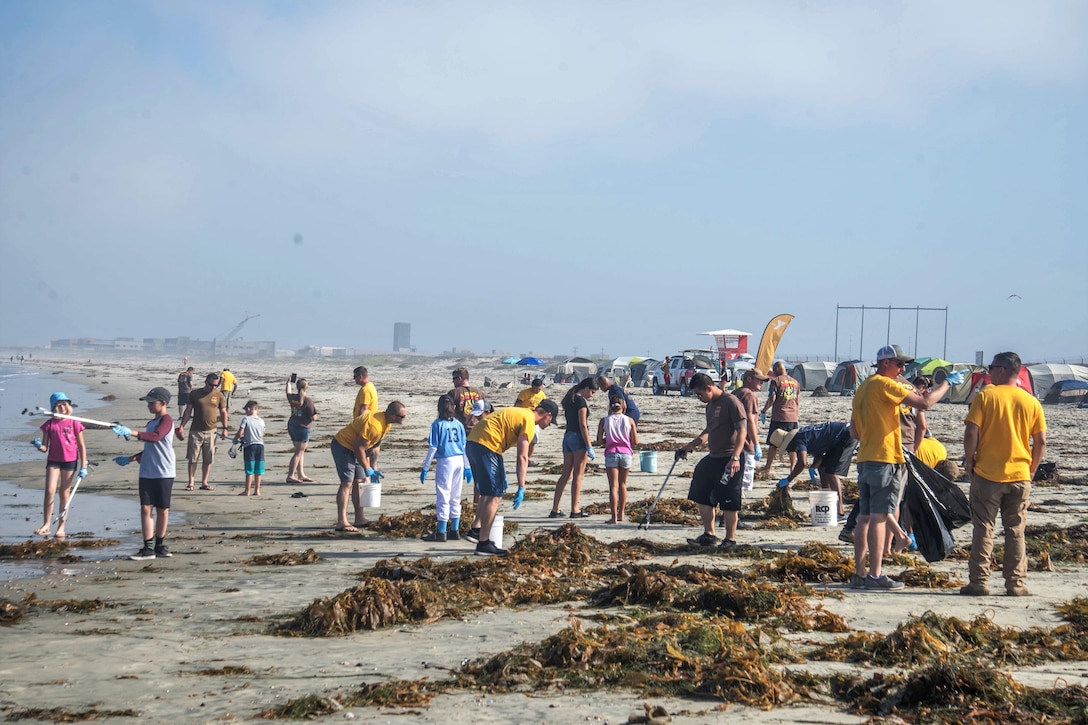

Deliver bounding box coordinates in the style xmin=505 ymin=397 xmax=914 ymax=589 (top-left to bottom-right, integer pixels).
xmin=0 ymin=363 xmax=182 ymax=580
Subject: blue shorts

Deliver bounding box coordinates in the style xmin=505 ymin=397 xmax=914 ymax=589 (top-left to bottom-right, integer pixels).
xmin=466 ymin=441 xmax=507 ymax=497
xmin=244 ymin=444 xmax=266 ymax=475
xmin=605 ymin=453 xmax=632 ymax=469
xmin=562 ymin=430 xmax=590 ymax=454
xmin=330 ymin=439 xmax=365 ymax=484
xmin=288 ymin=422 xmax=311 ymax=443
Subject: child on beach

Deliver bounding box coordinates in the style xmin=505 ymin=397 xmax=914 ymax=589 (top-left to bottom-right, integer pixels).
xmin=418 ymin=394 xmax=470 ymax=542
xmin=111 ymin=387 xmax=176 ymax=560
xmin=31 ymin=392 xmax=88 ymax=539
xmin=595 ymin=394 xmax=638 ymax=524
xmin=232 ymin=401 xmax=266 ymax=496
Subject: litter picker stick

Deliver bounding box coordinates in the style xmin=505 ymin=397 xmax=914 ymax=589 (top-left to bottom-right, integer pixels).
xmin=638 ymin=457 xmax=680 ymax=530
xmin=30 ymin=407 xmax=120 ymax=429
xmin=53 ymin=468 xmax=88 ymax=526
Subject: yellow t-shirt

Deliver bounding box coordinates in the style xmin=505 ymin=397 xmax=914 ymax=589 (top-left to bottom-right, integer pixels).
xmin=467 ymin=407 xmax=536 ymax=455
xmin=353 ymin=382 xmax=378 ymax=418
xmin=515 ymin=388 xmax=546 ymax=409
xmin=965 ymin=385 xmax=1046 ymax=482
xmin=852 ymin=374 xmax=913 ymax=464
xmin=334 ymin=412 xmax=391 ymax=451
xmin=915 ymin=436 xmax=947 ymax=469
xmin=219 ymin=370 xmax=237 ymax=393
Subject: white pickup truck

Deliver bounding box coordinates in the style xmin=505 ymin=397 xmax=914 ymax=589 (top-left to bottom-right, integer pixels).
xmin=651 ymin=350 xmax=721 ymax=396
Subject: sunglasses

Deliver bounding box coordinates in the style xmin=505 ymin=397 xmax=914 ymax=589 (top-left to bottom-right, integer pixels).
xmin=988 ymin=364 xmax=1006 ymax=372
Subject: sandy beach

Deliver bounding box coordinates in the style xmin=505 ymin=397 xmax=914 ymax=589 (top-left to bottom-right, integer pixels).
xmin=1 ymin=353 xmax=1086 ymax=724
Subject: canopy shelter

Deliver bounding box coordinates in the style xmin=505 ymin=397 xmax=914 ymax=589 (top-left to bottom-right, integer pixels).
xmin=555 ymin=357 xmax=597 ymax=383
xmin=516 ymin=357 xmax=546 ymax=366
xmin=502 ymin=357 xmax=521 ymax=364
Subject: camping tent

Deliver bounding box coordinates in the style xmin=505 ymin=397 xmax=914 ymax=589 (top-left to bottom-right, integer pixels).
xmin=597 ymin=357 xmax=634 ymax=384
xmin=789 ymin=361 xmax=836 ymax=391
xmin=629 ymin=358 xmax=660 ymax=388
xmin=1045 ymin=379 xmax=1088 ymax=404
xmin=964 ymin=368 xmax=1034 ymax=405
xmin=1026 ymin=364 xmax=1088 ymax=400
xmin=555 ymin=357 xmax=597 ymax=383
xmin=932 ymin=364 xmax=985 ymax=403
xmin=828 ymin=361 xmax=869 ymax=395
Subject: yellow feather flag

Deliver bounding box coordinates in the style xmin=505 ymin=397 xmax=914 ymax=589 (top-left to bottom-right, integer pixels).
xmin=753 ymin=314 xmax=794 ymax=374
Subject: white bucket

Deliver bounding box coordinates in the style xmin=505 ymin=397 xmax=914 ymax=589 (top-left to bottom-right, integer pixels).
xmin=489 ymin=515 xmax=504 ymax=549
xmin=639 ymin=450 xmax=658 ymax=473
xmin=809 ymin=490 xmax=838 ymax=527
xmin=361 ymin=483 xmax=381 ymax=508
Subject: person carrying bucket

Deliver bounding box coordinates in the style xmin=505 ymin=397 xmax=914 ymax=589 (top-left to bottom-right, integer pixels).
xmin=330 ymin=401 xmax=407 ymax=532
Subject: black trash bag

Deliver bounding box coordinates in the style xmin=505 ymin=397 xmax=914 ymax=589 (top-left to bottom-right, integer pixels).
xmin=902 ymin=473 xmax=958 ymax=563
xmin=905 ymin=451 xmax=971 ymax=529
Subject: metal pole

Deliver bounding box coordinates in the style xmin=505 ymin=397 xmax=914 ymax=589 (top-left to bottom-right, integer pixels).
xmin=914 ymin=306 xmax=920 ymax=358
xmin=886 ymin=305 xmax=892 ymax=346
xmin=859 ymin=305 xmax=865 ymax=361
xmin=834 ymin=305 xmax=840 ymax=361
xmin=943 ymin=306 xmax=949 ymax=360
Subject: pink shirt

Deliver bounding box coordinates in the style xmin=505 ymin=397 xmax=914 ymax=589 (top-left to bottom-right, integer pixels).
xmin=602 ymin=413 xmax=633 ymax=455
xmin=40 ymin=418 xmax=84 ymax=463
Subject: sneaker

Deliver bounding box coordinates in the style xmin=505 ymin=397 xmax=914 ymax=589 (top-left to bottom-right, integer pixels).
xmin=848 ymin=574 xmax=867 ymax=589
xmin=129 ymin=546 xmax=156 ymax=561
xmin=1006 ymin=585 xmax=1031 ymax=597
xmin=838 ymin=527 xmax=855 ymax=544
xmin=959 ymin=582 xmax=989 ymax=596
xmin=447 ymin=527 xmax=460 ymax=541
xmin=154 ymin=544 xmax=172 ymax=558
xmin=547 ymin=511 xmax=565 ymax=519
xmin=686 ymin=532 xmax=718 ymax=547
xmin=474 ymin=540 xmax=508 ymax=557
xmin=718 ymin=539 xmax=737 ymax=548
xmin=421 ymin=531 xmax=447 ymax=543
xmin=863 ymin=574 xmax=905 ymax=591
xmin=465 ymin=527 xmax=481 ymax=544
xmin=737 ymin=520 xmax=754 ymax=530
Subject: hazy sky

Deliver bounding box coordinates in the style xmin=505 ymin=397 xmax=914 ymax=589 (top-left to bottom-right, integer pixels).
xmin=2 ymin=1 xmax=1086 ymax=362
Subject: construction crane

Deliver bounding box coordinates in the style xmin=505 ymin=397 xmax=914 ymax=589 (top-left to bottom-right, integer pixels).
xmin=222 ymin=313 xmax=260 ymax=342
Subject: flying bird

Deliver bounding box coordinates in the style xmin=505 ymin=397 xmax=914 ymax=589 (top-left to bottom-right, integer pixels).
xmin=1008 ymin=294 xmax=1021 ymax=299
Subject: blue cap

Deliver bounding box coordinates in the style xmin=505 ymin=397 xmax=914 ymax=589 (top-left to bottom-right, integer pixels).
xmin=49 ymin=392 xmax=71 ymax=410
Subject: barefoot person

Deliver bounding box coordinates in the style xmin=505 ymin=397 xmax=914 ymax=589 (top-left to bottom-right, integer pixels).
xmin=177 ymin=372 xmax=228 ymax=491
xmin=232 ymin=401 xmax=266 ymax=496
xmin=549 ymin=377 xmax=597 ymax=518
xmin=31 ymin=392 xmax=88 ymax=540
xmin=330 ymin=401 xmax=407 ymax=531
xmin=286 ymin=375 xmax=317 ymax=483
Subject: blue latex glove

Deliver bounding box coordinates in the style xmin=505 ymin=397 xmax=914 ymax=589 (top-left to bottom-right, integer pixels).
xmin=112 ymin=424 xmax=132 ymax=438
xmin=114 ymin=456 xmax=131 ymax=466
xmin=78 ymin=467 xmax=88 ymax=478
xmin=31 ymin=437 xmax=42 ymax=449
xmin=808 ymin=467 xmax=819 ymax=483
xmin=587 ymin=447 xmax=596 ymax=461
xmin=370 ymin=470 xmax=383 ymax=483
xmin=512 ymin=486 xmax=525 ymax=510
xmin=945 ymin=370 xmax=966 ymax=387
xmin=464 ymin=468 xmax=473 ymax=485
xmin=365 ymin=468 xmax=376 ymax=478
xmin=419 ymin=470 xmax=427 ymax=485
xmin=754 ymin=443 xmax=763 ymax=461
xmin=759 ymin=411 xmax=767 ymax=425
xmin=777 ymin=477 xmax=791 ymax=489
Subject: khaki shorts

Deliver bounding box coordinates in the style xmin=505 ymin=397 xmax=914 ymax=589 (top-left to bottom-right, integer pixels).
xmin=187 ymin=429 xmax=217 ymax=464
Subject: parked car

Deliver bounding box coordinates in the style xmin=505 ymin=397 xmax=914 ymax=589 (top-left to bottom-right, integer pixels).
xmin=652 ymin=350 xmax=721 ymax=396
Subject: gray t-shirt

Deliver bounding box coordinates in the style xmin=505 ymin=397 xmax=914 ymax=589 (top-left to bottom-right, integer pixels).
xmin=238 ymin=415 xmax=265 ymax=447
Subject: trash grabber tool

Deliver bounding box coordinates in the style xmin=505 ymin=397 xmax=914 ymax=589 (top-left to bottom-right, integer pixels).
xmin=638 ymin=457 xmax=679 ymax=530
xmin=30 ymin=407 xmax=130 ymax=440
xmin=53 ymin=464 xmax=94 ymax=527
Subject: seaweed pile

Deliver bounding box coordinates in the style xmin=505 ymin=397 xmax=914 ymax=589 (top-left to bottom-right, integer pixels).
xmin=246 ymin=549 xmax=322 ymax=566
xmin=0 ymin=537 xmax=120 ymax=561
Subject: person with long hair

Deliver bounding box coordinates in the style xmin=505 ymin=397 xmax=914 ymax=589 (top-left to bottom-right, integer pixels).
xmin=596 ymin=394 xmax=638 ymax=523
xmin=286 ymin=375 xmax=318 ymax=483
xmin=419 ymin=394 xmax=468 ymax=542
xmin=549 ymin=377 xmax=597 ymax=518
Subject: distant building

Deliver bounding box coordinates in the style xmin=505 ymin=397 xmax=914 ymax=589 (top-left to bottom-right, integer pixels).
xmin=393 ymin=322 xmax=411 ymax=352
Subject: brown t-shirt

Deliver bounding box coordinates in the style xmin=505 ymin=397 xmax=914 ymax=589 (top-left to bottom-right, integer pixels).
xmin=287 ymin=393 xmax=317 ymax=427
xmin=732 ymin=387 xmax=759 ymax=453
xmin=447 ymin=386 xmax=483 ymax=426
xmin=189 ymin=388 xmax=226 ymax=432
xmin=705 ymin=392 xmax=746 ymax=458
xmin=769 ymin=374 xmax=800 ymax=422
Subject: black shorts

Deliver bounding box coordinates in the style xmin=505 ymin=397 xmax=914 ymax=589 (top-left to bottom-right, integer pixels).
xmin=46 ymin=460 xmax=79 ymax=472
xmin=139 ymin=477 xmax=174 ymax=509
xmin=687 ymin=455 xmax=744 ymax=511
xmin=766 ymin=420 xmax=799 ymax=445
xmin=177 ymin=393 xmax=190 ymax=407
xmin=819 ymin=438 xmax=859 ymax=477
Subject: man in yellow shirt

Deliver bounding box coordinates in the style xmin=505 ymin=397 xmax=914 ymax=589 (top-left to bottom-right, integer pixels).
xmin=465 ymin=399 xmax=559 ymax=556
xmin=961 ymin=352 xmax=1046 ymax=597
xmin=514 ymin=378 xmax=546 ymax=409
xmin=330 ymin=401 xmax=406 ymax=532
xmin=850 ymin=345 xmax=959 ymax=591
xmin=219 ymin=369 xmax=237 ymax=409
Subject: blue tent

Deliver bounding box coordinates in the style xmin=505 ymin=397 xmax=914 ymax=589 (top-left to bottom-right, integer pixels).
xmin=517 ymin=357 xmax=546 ymax=366
xmin=502 ymin=357 xmax=521 ymax=364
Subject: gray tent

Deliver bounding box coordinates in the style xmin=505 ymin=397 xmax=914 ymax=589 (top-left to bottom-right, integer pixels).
xmin=1026 ymin=364 xmax=1088 ymax=400
xmin=629 ymin=358 xmax=661 ymax=388
xmin=789 ymin=361 xmax=837 ymax=391
xmin=555 ymin=357 xmax=597 ymax=383
xmin=827 ymin=360 xmax=870 ymax=395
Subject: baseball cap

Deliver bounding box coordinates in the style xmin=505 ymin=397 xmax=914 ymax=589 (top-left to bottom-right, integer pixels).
xmin=875 ymin=344 xmax=914 ymax=365
xmin=470 ymin=400 xmax=489 ymax=417
xmin=49 ymin=392 xmax=72 ymax=409
xmin=140 ymin=387 xmax=172 ymax=404
xmin=536 ymin=399 xmax=559 ymax=420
